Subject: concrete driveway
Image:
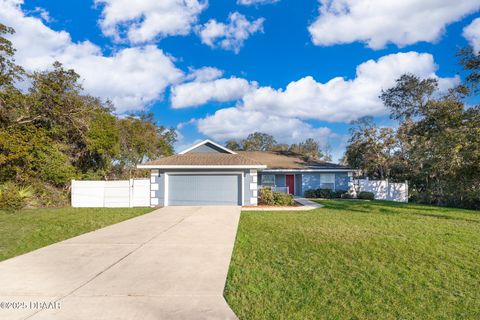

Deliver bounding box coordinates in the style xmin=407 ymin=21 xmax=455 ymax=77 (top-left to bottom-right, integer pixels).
xmin=0 ymin=206 xmax=240 ymax=320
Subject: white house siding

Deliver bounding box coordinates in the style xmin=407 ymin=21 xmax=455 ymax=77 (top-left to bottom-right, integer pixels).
xmin=150 ymin=170 xmax=163 ymax=206
xmin=244 ymin=170 xmax=258 ymax=206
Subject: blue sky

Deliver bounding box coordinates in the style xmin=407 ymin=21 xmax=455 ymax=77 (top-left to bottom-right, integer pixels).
xmin=2 ymin=0 xmax=480 ymax=160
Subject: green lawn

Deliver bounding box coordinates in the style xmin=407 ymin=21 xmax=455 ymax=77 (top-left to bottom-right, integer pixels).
xmin=225 ymin=200 xmax=480 ymax=320
xmin=0 ymin=207 xmax=153 ymax=261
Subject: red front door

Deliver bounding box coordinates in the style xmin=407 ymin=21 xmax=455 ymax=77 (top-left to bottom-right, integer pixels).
xmin=286 ymin=175 xmax=295 ymax=195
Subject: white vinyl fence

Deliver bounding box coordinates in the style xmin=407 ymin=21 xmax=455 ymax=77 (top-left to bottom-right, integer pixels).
xmin=356 ymin=179 xmax=408 ymax=203
xmin=71 ymin=179 xmax=150 ymax=208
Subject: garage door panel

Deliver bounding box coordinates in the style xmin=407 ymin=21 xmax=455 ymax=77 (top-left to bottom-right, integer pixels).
xmin=168 ymin=174 xmax=241 ymax=206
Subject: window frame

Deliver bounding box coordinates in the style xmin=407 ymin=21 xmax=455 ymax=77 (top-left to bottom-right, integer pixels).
xmin=261 ymin=174 xmax=276 ymax=185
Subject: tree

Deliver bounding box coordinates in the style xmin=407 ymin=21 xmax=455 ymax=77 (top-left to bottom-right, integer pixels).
xmin=116 ymin=114 xmax=176 ymax=178
xmin=241 ymin=132 xmax=277 ymax=151
xmin=458 ymin=46 xmax=480 ymax=95
xmin=343 ymin=117 xmax=403 ymax=180
xmin=225 ymin=139 xmax=241 ymax=151
xmin=224 ymin=134 xmax=332 ymax=161
xmin=0 ymin=23 xmax=178 ymax=206
xmin=376 ymin=71 xmax=480 ymax=209
xmin=289 ymin=138 xmax=331 ymax=161
xmin=379 ymin=73 xmax=438 ymax=122
xmin=0 ymin=23 xmax=24 ymax=88
xmin=270 ymin=143 xmax=289 ymax=151
xmin=0 ymin=24 xmax=25 ymax=128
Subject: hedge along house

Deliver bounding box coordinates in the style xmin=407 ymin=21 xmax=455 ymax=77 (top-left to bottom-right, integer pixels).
xmin=137 ymin=140 xmax=355 ymax=207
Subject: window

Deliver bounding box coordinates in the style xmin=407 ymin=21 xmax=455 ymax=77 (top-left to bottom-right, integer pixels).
xmin=261 ymin=174 xmax=275 ymax=185
xmin=320 ymin=173 xmax=335 ymax=190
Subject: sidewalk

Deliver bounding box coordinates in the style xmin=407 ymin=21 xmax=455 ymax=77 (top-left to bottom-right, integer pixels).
xmin=242 ymin=197 xmax=323 ymax=211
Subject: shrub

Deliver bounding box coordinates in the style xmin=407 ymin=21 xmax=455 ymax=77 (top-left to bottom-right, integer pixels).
xmin=273 ymin=192 xmax=295 ymax=206
xmin=332 ymin=190 xmax=348 ymax=199
xmin=341 ymin=192 xmax=354 ymax=199
xmin=0 ymin=183 xmax=32 ymax=212
xmin=304 ymin=189 xmax=317 ymax=198
xmin=303 ymin=188 xmax=334 ymax=199
xmin=258 ymin=188 xmax=295 ymax=206
xmin=317 ymin=189 xmax=333 ymax=199
xmin=358 ymin=191 xmax=375 ymax=200
xmin=27 ymin=180 xmax=69 ymax=208
xmin=259 ymin=187 xmax=275 ymax=205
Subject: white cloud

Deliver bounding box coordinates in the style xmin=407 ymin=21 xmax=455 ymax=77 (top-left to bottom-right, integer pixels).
xmin=198 ymin=12 xmax=264 ymax=53
xmin=237 ymin=0 xmax=280 ymax=5
xmin=463 ymin=18 xmax=480 ymax=53
xmin=308 ymin=0 xmax=480 ymax=49
xmin=194 ymin=52 xmax=458 ymax=143
xmin=241 ymin=52 xmax=459 ymax=122
xmin=1 ymin=0 xmax=183 ymax=113
xmin=190 ymin=52 xmax=459 ymax=123
xmin=30 ymin=6 xmax=52 ymax=22
xmin=197 ymin=108 xmax=333 ymax=144
xmin=95 ymin=0 xmax=207 ymax=43
xmin=171 ymin=77 xmax=256 ymax=108
xmin=185 ymin=66 xmax=223 ymax=82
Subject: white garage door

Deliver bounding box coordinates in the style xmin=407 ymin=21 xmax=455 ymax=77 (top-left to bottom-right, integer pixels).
xmin=168 ymin=174 xmax=242 ymax=206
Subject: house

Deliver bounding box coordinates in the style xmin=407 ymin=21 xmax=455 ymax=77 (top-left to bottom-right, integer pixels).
xmin=137 ymin=140 xmax=355 ymax=206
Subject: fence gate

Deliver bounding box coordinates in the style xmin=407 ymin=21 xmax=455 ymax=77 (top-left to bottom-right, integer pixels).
xmin=71 ymin=179 xmax=150 ymax=208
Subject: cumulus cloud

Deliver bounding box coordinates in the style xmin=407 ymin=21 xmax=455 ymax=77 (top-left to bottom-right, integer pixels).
xmin=237 ymin=0 xmax=280 ymax=5
xmin=95 ymin=0 xmax=207 ymax=43
xmin=190 ymin=52 xmax=458 ymax=122
xmin=193 ymin=52 xmax=458 ymax=142
xmin=241 ymin=52 xmax=459 ymax=122
xmin=198 ymin=12 xmax=264 ymax=53
xmin=185 ymin=66 xmax=224 ymax=82
xmin=197 ymin=108 xmax=333 ymax=144
xmin=308 ymin=0 xmax=480 ymax=49
xmin=171 ymin=77 xmax=257 ymax=108
xmin=1 ymin=0 xmax=183 ymax=113
xmin=463 ymin=18 xmax=480 ymax=53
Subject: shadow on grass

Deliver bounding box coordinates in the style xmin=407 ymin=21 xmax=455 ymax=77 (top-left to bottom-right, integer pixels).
xmin=315 ymin=199 xmax=480 ymax=224
xmin=410 ymin=212 xmax=480 ymax=224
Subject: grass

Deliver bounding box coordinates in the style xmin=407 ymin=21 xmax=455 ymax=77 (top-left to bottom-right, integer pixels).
xmin=0 ymin=207 xmax=153 ymax=261
xmin=225 ymin=200 xmax=480 ymax=320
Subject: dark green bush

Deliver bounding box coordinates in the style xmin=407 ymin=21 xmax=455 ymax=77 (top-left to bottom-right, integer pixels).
xmin=304 ymin=188 xmax=334 ymax=199
xmin=0 ymin=183 xmax=32 ymax=212
xmin=259 ymin=187 xmax=275 ymax=205
xmin=273 ymin=192 xmax=295 ymax=206
xmin=358 ymin=191 xmax=375 ymax=200
xmin=332 ymin=190 xmax=348 ymax=199
xmin=317 ymin=189 xmax=333 ymax=199
xmin=341 ymin=192 xmax=354 ymax=199
xmin=304 ymin=189 xmax=317 ymax=198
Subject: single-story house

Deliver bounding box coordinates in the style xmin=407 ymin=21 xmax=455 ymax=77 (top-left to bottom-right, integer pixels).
xmin=137 ymin=139 xmax=355 ymax=206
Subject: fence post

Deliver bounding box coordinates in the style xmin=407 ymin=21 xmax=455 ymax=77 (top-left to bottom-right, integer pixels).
xmin=71 ymin=180 xmax=75 ymax=207
xmin=405 ymin=180 xmax=409 ymax=203
xmin=129 ymin=179 xmax=134 ymax=208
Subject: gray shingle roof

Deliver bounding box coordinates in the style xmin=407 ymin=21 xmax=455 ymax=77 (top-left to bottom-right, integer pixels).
xmin=143 ymin=153 xmax=265 ymax=166
xmin=142 ymin=150 xmax=351 ymax=170
xmin=237 ymin=151 xmax=351 ymax=170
